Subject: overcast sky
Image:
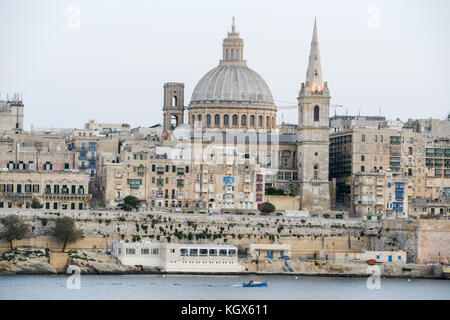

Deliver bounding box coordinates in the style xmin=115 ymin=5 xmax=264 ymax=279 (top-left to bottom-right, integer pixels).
xmin=0 ymin=0 xmax=449 ymax=130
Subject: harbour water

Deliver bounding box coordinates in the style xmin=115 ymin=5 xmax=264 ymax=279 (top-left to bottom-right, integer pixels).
xmin=1 ymin=274 xmax=449 ymax=300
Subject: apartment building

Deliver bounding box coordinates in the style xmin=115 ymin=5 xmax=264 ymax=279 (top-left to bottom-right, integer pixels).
xmin=0 ymin=170 xmax=91 ymax=209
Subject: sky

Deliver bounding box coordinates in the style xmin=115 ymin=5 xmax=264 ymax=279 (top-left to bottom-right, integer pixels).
xmin=0 ymin=0 xmax=449 ymax=130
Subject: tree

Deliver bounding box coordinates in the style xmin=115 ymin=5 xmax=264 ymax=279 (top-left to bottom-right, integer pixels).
xmin=30 ymin=198 xmax=43 ymax=209
xmin=265 ymin=187 xmax=285 ymax=195
xmin=0 ymin=215 xmax=30 ymax=250
xmin=54 ymin=217 xmax=84 ymax=252
xmin=118 ymin=195 xmax=140 ymax=211
xmin=259 ymin=202 xmax=276 ymax=215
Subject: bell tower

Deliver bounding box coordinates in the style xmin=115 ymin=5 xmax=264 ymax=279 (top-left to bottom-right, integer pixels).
xmin=297 ymin=19 xmax=331 ymax=211
xmin=163 ymin=82 xmax=185 ymax=133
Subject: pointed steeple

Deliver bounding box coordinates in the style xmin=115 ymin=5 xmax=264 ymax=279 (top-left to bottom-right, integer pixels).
xmin=305 ymin=18 xmax=323 ymax=92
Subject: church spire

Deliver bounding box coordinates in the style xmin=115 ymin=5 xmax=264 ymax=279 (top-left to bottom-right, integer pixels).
xmin=305 ymin=18 xmax=324 ymax=92
xmin=232 ymin=16 xmax=236 ymax=33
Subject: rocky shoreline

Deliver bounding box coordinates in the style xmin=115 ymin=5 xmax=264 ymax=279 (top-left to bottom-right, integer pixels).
xmin=0 ymin=249 xmax=448 ymax=279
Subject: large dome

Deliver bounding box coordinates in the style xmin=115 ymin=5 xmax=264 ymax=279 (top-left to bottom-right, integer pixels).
xmin=190 ymin=64 xmax=274 ymax=108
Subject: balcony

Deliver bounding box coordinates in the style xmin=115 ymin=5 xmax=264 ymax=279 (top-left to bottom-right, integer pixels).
xmin=43 ymin=192 xmax=91 ymax=200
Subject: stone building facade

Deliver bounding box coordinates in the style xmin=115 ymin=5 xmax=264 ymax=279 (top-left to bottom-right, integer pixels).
xmin=0 ymin=96 xmax=24 ymax=132
xmin=0 ymin=170 xmax=91 ymax=210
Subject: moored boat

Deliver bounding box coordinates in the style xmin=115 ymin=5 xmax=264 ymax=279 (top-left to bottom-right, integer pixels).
xmin=243 ymin=280 xmax=267 ymax=287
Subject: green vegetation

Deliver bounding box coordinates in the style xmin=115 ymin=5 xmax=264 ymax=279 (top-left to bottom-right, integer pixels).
xmin=259 ymin=202 xmax=276 ymax=215
xmin=0 ymin=215 xmax=31 ymax=250
xmin=118 ymin=195 xmax=140 ymax=211
xmin=265 ymin=187 xmax=285 ymax=195
xmin=30 ymin=198 xmax=43 ymax=209
xmin=53 ymin=217 xmax=84 ymax=252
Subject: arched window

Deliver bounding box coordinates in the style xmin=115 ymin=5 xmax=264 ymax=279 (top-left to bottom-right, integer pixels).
xmin=172 ymin=95 xmax=177 ymax=107
xmin=236 ymin=49 xmax=239 ymax=60
xmin=206 ymin=114 xmax=211 ymax=127
xmin=258 ymin=115 xmax=263 ymax=127
xmin=232 ymin=114 xmax=238 ymax=126
xmin=314 ymin=106 xmax=320 ymax=122
xmin=214 ymin=114 xmax=220 ymax=126
xmin=241 ymin=115 xmax=247 ymax=126
xmin=226 ymin=49 xmax=229 ymax=60
xmin=224 ymin=114 xmax=229 ymax=126
xmin=198 ymin=114 xmax=202 ymax=123
xmin=266 ymin=116 xmax=270 ymax=128
xmin=314 ymin=171 xmax=318 ymax=179
xmin=192 ymin=115 xmax=195 ymax=124
xmin=250 ymin=115 xmax=255 ymax=126
xmin=231 ymin=49 xmax=234 ymax=60
xmin=313 ymin=164 xmax=319 ymax=179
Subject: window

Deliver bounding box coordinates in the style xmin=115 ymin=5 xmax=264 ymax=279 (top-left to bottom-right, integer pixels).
xmin=232 ymin=115 xmax=238 ymax=126
xmin=44 ymin=162 xmax=52 ymax=170
xmin=313 ymin=106 xmax=320 ymax=121
xmin=361 ymin=166 xmax=365 ymax=172
xmin=141 ymin=249 xmax=149 ymax=255
xmin=362 ymin=134 xmax=366 ymax=142
xmin=241 ymin=115 xmax=246 ymax=126
xmin=223 ymin=114 xmax=229 ymax=126
xmin=258 ymin=116 xmax=263 ymax=127
xmin=126 ymin=248 xmax=136 ymax=255
xmin=206 ymin=114 xmax=211 ymax=127
xmin=361 ymin=155 xmax=365 ymax=162
xmin=250 ymin=115 xmax=255 ymax=126
xmin=214 ymin=114 xmax=220 ymax=126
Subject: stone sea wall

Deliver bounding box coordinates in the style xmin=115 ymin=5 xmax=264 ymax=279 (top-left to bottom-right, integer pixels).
xmin=0 ymin=209 xmax=449 ymax=264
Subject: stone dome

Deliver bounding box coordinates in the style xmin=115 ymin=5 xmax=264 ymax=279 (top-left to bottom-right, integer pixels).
xmin=190 ymin=63 xmax=275 ymax=109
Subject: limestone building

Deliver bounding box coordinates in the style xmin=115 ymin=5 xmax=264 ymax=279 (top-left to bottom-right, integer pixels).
xmin=0 ymin=96 xmax=24 ymax=132
xmin=187 ymin=17 xmax=276 ymax=132
xmin=297 ymin=19 xmax=331 ymax=211
xmin=0 ymin=170 xmax=91 ymax=210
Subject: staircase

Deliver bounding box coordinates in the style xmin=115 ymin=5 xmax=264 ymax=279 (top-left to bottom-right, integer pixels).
xmin=284 ymin=260 xmax=294 ymax=272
